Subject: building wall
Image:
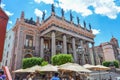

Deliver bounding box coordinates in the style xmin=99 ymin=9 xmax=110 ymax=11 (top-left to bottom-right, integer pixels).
xmin=101 ymin=42 xmax=116 ymax=61
xmin=117 ymin=48 xmax=120 ymax=54
xmin=89 ymin=46 xmax=103 ymax=65
xmin=1 ymin=29 xmax=14 ymax=69
xmin=0 ymin=8 xmax=9 ymax=62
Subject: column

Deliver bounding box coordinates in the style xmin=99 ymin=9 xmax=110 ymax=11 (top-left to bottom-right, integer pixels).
xmin=92 ymin=43 xmax=97 ymax=65
xmin=86 ymin=42 xmax=91 ymax=64
xmin=15 ymin=30 xmax=24 ymax=69
xmin=63 ymin=34 xmax=67 ymax=53
xmin=51 ymin=31 xmax=56 ymax=56
xmin=72 ymin=37 xmax=77 ymax=63
xmin=40 ymin=37 xmax=44 ymax=58
xmin=80 ymin=39 xmax=85 ymax=65
xmin=35 ymin=34 xmax=39 ymax=56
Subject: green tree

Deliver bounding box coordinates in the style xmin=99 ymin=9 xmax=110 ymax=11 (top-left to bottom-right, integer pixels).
xmin=51 ymin=53 xmax=73 ymax=65
xmin=102 ymin=61 xmax=110 ymax=67
xmin=102 ymin=60 xmax=119 ymax=68
xmin=22 ymin=57 xmax=43 ymax=69
xmin=113 ymin=60 xmax=119 ymax=68
xmin=41 ymin=61 xmax=48 ymax=66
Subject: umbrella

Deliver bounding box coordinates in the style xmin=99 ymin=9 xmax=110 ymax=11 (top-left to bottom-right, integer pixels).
xmin=13 ymin=65 xmax=41 ymax=73
xmin=13 ymin=69 xmax=27 ymax=73
xmin=58 ymin=63 xmax=91 ymax=73
xmin=93 ymin=65 xmax=110 ymax=71
xmin=39 ymin=64 xmax=58 ymax=72
xmin=83 ymin=64 xmax=96 ymax=69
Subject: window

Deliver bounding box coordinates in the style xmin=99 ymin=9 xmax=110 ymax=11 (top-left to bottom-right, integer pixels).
xmin=8 ymin=44 xmax=10 ymax=47
xmin=25 ymin=35 xmax=33 ymax=47
xmin=6 ymin=51 xmax=9 ymax=58
xmin=9 ymin=36 xmax=11 ymax=39
xmin=5 ymin=60 xmax=7 ymax=66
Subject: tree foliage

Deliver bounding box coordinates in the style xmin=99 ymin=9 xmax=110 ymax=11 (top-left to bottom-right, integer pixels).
xmin=51 ymin=53 xmax=73 ymax=65
xmin=102 ymin=61 xmax=111 ymax=67
xmin=22 ymin=57 xmax=43 ymax=69
xmin=102 ymin=60 xmax=119 ymax=68
xmin=113 ymin=60 xmax=119 ymax=68
xmin=41 ymin=61 xmax=48 ymax=66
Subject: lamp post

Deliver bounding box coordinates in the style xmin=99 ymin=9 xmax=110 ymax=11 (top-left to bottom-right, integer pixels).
xmin=76 ymin=45 xmax=85 ymax=65
xmin=56 ymin=44 xmax=62 ymax=53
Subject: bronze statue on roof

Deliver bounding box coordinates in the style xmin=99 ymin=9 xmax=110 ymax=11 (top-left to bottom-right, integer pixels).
xmin=61 ymin=8 xmax=64 ymax=17
xmin=89 ymin=23 xmax=91 ymax=30
xmin=83 ymin=21 xmax=86 ymax=28
xmin=70 ymin=11 xmax=73 ymax=22
xmin=77 ymin=16 xmax=80 ymax=25
xmin=51 ymin=4 xmax=55 ymax=13
xmin=42 ymin=11 xmax=45 ymax=21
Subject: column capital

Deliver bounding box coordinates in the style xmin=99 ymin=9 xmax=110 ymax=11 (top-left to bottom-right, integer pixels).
xmin=71 ymin=36 xmax=75 ymax=39
xmin=91 ymin=42 xmax=95 ymax=45
xmin=40 ymin=36 xmax=44 ymax=38
xmin=62 ymin=33 xmax=66 ymax=36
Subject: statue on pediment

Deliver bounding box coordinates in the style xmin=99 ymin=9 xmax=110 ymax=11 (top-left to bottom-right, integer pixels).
xmin=61 ymin=8 xmax=64 ymax=17
xmin=51 ymin=4 xmax=55 ymax=13
xmin=42 ymin=11 xmax=45 ymax=21
xmin=89 ymin=23 xmax=91 ymax=30
xmin=77 ymin=16 xmax=80 ymax=25
xmin=70 ymin=11 xmax=73 ymax=22
xmin=83 ymin=21 xmax=86 ymax=28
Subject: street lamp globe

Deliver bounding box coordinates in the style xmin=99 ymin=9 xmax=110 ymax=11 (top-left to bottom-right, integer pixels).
xmin=76 ymin=45 xmax=84 ymax=54
xmin=56 ymin=44 xmax=62 ymax=53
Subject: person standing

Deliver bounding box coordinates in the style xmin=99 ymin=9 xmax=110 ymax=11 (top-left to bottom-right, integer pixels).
xmin=0 ymin=70 xmax=6 ymax=80
xmin=51 ymin=72 xmax=60 ymax=80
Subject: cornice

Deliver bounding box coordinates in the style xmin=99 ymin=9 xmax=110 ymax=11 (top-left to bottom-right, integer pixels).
xmin=13 ymin=21 xmax=39 ymax=32
xmin=39 ymin=16 xmax=95 ymax=39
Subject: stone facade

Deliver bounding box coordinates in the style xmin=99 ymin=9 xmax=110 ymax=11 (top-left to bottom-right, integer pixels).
xmin=0 ymin=8 xmax=9 ymax=62
xmin=10 ymin=6 xmax=96 ymax=71
xmin=90 ymin=37 xmax=120 ymax=64
xmin=1 ymin=29 xmax=14 ymax=70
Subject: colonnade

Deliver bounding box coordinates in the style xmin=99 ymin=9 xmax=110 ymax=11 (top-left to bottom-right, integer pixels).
xmin=40 ymin=31 xmax=97 ymax=65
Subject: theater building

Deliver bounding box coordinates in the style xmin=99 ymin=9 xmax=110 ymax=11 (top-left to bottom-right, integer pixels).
xmin=9 ymin=5 xmax=96 ymax=71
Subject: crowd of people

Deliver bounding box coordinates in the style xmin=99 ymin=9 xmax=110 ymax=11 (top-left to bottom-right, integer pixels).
xmin=0 ymin=69 xmax=6 ymax=80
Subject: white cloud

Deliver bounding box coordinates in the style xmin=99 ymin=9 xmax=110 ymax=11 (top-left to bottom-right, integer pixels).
xmin=92 ymin=0 xmax=120 ymax=19
xmin=92 ymin=29 xmax=100 ymax=35
xmin=1 ymin=3 xmax=5 ymax=8
xmin=56 ymin=0 xmax=120 ymax=19
xmin=8 ymin=21 xmax=12 ymax=24
xmin=57 ymin=0 xmax=93 ymax=16
xmin=5 ymin=10 xmax=14 ymax=16
xmin=34 ymin=8 xmax=43 ymax=18
xmin=33 ymin=0 xmax=120 ymax=19
xmin=34 ymin=0 xmax=54 ymax=4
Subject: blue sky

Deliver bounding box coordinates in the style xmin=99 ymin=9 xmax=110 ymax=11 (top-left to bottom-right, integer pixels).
xmin=1 ymin=0 xmax=120 ymax=46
